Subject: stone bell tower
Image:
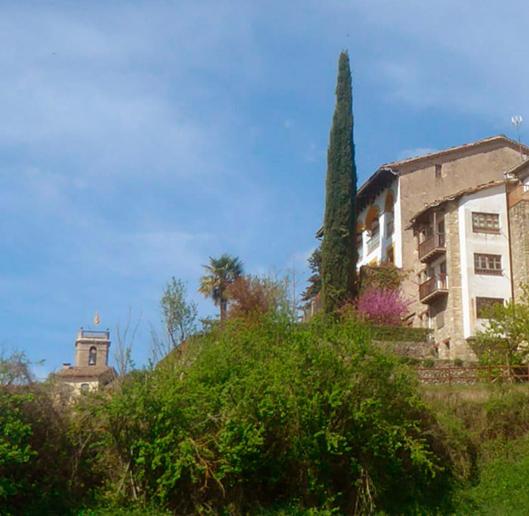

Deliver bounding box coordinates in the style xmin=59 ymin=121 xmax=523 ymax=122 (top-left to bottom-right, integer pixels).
xmin=75 ymin=328 xmax=111 ymax=368
xmin=55 ymin=314 xmax=116 ymax=395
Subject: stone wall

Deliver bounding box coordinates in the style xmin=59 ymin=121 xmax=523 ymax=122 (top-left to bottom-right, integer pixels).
xmin=400 ymin=144 xmax=523 ymax=327
xmin=509 ymin=195 xmax=529 ymax=300
xmin=373 ymin=340 xmax=436 ymax=360
xmin=75 ymin=338 xmax=110 ymax=368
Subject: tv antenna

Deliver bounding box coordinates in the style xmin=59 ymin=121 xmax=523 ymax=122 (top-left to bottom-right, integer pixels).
xmin=511 ymin=115 xmax=524 ymax=160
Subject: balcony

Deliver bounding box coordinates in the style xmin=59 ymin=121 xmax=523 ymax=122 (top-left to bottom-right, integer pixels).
xmin=367 ymin=233 xmax=380 ymax=254
xmin=419 ymin=274 xmax=448 ymax=303
xmin=418 ymin=233 xmax=445 ymax=262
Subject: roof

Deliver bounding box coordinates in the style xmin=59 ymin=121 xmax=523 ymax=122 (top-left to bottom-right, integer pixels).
xmin=407 ymin=179 xmax=507 ymax=228
xmin=54 ymin=365 xmax=116 ymax=382
xmin=316 ymin=135 xmax=528 ymax=237
xmin=504 ymin=156 xmax=529 ymax=179
xmin=380 ymin=135 xmax=529 ymax=170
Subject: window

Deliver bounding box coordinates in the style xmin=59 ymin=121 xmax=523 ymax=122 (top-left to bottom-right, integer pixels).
xmin=472 ymin=212 xmax=500 ymax=234
xmin=80 ymin=383 xmax=90 ymax=393
xmin=474 ymin=253 xmax=502 ymax=275
xmin=88 ymin=346 xmax=97 ymax=366
xmin=435 ymin=164 xmax=442 ymax=179
xmin=476 ymin=297 xmax=504 ymax=318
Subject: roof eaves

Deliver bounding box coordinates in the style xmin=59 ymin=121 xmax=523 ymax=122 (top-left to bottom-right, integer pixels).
xmin=382 ymin=135 xmax=529 ymax=170
xmin=407 ymin=180 xmax=506 ymax=229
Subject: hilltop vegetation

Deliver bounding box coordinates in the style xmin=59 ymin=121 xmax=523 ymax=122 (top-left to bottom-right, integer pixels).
xmin=2 ymin=314 xmax=529 ymax=514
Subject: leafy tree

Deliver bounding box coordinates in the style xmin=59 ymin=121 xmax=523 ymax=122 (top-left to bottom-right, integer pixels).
xmin=161 ymin=277 xmax=198 ymax=349
xmin=474 ymin=286 xmax=529 ymax=374
xmin=225 ymin=275 xmax=290 ymax=319
xmin=0 ymin=350 xmax=34 ymax=386
xmin=320 ymin=51 xmax=357 ymax=313
xmin=199 ymin=254 xmax=243 ymax=321
xmin=0 ymin=389 xmax=34 ymax=506
xmin=358 ymin=263 xmax=406 ymax=293
xmin=357 ymin=288 xmax=409 ymax=326
xmin=301 ymin=246 xmax=322 ymax=304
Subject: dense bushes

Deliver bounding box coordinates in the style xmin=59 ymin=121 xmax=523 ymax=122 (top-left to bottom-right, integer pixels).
xmin=5 ymin=319 xmax=529 ymax=513
xmin=96 ymin=315 xmax=447 ymax=513
xmin=0 ymin=383 xmax=105 ymax=515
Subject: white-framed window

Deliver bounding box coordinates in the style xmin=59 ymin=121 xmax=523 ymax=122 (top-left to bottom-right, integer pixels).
xmin=476 ymin=297 xmax=504 ymax=319
xmin=474 ymin=253 xmax=502 ymax=275
xmin=472 ymin=212 xmax=500 ymax=234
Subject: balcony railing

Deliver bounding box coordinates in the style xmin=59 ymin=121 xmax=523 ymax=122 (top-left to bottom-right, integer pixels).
xmin=367 ymin=233 xmax=380 ymax=254
xmin=78 ymin=329 xmax=110 ymax=340
xmin=418 ymin=233 xmax=445 ymax=262
xmin=419 ymin=274 xmax=448 ymax=303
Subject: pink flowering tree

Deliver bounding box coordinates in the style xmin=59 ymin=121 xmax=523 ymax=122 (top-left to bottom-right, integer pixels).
xmin=357 ymin=288 xmax=409 ymax=326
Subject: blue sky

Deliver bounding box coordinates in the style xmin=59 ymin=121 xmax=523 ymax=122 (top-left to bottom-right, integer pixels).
xmin=2 ymin=0 xmax=528 ymax=376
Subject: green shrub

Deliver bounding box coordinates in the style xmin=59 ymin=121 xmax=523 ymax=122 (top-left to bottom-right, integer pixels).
xmin=99 ymin=315 xmax=449 ymax=513
xmin=371 ymin=325 xmax=431 ymax=343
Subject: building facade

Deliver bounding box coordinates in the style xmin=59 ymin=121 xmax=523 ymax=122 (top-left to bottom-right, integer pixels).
xmin=54 ymin=328 xmax=116 ymax=395
xmin=355 ymin=135 xmax=529 ymax=360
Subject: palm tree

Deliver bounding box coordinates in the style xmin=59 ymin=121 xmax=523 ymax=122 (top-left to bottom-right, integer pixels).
xmin=199 ymin=254 xmax=243 ymax=321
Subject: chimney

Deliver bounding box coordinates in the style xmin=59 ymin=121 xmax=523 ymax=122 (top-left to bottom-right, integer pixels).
xmin=63 ymin=363 xmax=72 ymax=370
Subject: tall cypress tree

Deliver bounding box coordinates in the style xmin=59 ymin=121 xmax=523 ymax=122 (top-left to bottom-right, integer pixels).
xmin=320 ymin=51 xmax=357 ymax=313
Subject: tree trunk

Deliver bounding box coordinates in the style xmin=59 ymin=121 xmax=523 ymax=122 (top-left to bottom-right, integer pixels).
xmin=220 ymin=299 xmax=227 ymax=322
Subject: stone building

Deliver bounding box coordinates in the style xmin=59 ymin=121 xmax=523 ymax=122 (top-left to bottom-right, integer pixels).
xmin=54 ymin=328 xmax=116 ymax=395
xmin=353 ymin=135 xmax=529 ymax=360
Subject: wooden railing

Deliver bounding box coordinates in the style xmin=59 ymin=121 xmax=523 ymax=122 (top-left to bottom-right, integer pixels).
xmin=367 ymin=233 xmax=380 ymax=254
xmin=419 ymin=274 xmax=447 ymax=302
xmin=416 ymin=365 xmax=529 ymax=385
xmin=418 ymin=233 xmax=445 ymax=260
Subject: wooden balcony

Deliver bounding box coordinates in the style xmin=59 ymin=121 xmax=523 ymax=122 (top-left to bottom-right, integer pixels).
xmin=419 ymin=274 xmax=448 ymax=303
xmin=366 ymin=233 xmax=380 ymax=254
xmin=418 ymin=233 xmax=445 ymax=262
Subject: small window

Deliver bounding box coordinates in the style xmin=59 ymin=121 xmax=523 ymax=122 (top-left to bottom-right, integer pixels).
xmin=472 ymin=212 xmax=500 ymax=234
xmin=476 ymin=297 xmax=504 ymax=318
xmin=88 ymin=346 xmax=97 ymax=366
xmin=474 ymin=253 xmax=502 ymax=275
xmin=435 ymin=164 xmax=442 ymax=179
xmin=80 ymin=383 xmax=90 ymax=393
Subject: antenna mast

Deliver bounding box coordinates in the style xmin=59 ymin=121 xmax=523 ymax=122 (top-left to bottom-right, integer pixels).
xmin=511 ymin=115 xmax=524 ymax=161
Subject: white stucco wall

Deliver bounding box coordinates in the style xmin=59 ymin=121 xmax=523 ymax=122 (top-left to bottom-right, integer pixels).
xmin=357 ymin=180 xmax=400 ymax=268
xmin=393 ymin=179 xmax=403 ymax=268
xmin=458 ymin=185 xmax=512 ymax=338
xmin=65 ymin=379 xmax=100 ymax=396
